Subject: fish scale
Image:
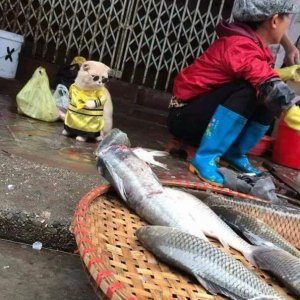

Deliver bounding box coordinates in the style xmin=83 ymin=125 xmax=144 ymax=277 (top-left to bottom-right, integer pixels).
xmin=137 ymin=226 xmax=284 ymax=300
xmin=211 ymin=206 xmax=300 ymax=258
xmin=197 ymin=193 xmax=300 ymax=249
xmin=253 ymin=248 xmax=300 ymax=297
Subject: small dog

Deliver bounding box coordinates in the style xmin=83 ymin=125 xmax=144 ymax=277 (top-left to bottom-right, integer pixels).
xmin=62 ymin=61 xmax=113 ymax=142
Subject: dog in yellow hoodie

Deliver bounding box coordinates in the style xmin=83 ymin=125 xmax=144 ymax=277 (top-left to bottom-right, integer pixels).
xmin=62 ymin=61 xmax=113 ymax=142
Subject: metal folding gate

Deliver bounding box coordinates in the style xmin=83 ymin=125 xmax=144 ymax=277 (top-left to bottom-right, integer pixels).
xmin=0 ymin=0 xmax=233 ymax=90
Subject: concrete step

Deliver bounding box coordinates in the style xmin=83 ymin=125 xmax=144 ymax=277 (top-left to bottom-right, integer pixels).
xmin=0 ymin=91 xmax=172 ymax=252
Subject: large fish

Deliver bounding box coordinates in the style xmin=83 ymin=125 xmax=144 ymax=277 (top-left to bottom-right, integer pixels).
xmin=97 ymin=145 xmax=260 ymax=264
xmin=211 ymin=206 xmax=300 ymax=258
xmin=253 ymin=248 xmax=300 ymax=297
xmin=137 ymin=226 xmax=284 ymax=300
xmin=194 ymin=191 xmax=300 ymax=249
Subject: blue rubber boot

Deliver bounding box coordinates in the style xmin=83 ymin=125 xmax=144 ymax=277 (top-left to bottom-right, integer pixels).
xmin=222 ymin=121 xmax=270 ymax=174
xmin=189 ymin=105 xmax=247 ymax=186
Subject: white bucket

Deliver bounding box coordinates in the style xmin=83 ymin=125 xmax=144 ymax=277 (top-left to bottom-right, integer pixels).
xmin=0 ymin=30 xmax=24 ymax=79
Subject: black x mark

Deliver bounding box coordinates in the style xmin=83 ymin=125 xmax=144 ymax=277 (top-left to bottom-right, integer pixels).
xmin=5 ymin=47 xmax=15 ymax=62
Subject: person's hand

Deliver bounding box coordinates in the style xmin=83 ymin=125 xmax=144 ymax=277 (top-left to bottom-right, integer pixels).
xmin=284 ymin=45 xmax=300 ymax=66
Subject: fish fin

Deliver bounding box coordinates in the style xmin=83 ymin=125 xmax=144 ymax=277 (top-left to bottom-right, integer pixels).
xmin=96 ymin=158 xmax=105 ymax=176
xmin=241 ymin=230 xmax=279 ymax=250
xmin=152 ymin=161 xmax=169 ymax=170
xmin=194 ymin=274 xmax=236 ymax=299
xmin=132 ymin=148 xmax=169 ymax=170
xmin=216 ymin=220 xmax=279 ymax=251
xmin=148 ymin=150 xmax=169 ymax=157
xmin=218 ymin=238 xmax=230 ymax=250
xmin=104 ymin=161 xmax=127 ymax=201
xmin=197 ymin=231 xmax=209 ymax=242
xmin=194 ymin=275 xmax=218 ymax=295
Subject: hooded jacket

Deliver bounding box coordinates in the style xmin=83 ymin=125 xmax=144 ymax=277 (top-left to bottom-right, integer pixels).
xmin=173 ymin=21 xmax=279 ymax=100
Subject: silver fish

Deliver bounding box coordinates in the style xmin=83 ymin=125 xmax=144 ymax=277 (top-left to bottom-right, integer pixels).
xmin=253 ymin=248 xmax=300 ymax=297
xmin=97 ymin=145 xmax=264 ymax=265
xmin=211 ymin=206 xmax=300 ymax=258
xmin=137 ymin=226 xmax=284 ymax=300
xmin=193 ymin=191 xmax=300 ymax=249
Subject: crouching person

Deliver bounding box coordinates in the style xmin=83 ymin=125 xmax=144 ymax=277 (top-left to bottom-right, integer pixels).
xmin=168 ymin=0 xmax=300 ymax=186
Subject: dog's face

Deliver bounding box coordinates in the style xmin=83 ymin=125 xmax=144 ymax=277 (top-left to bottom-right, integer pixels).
xmin=75 ymin=61 xmax=111 ymax=90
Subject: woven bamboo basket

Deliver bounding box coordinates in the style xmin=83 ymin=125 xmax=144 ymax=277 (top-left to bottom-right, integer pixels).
xmin=72 ymin=182 xmax=296 ymax=300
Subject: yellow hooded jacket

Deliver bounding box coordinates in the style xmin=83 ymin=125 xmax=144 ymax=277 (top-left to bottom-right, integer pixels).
xmin=64 ymin=84 xmax=107 ymax=133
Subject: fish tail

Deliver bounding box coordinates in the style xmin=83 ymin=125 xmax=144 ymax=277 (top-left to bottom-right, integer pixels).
xmin=251 ymin=246 xmax=273 ymax=267
xmin=150 ymin=150 xmax=169 ymax=157
xmin=243 ymin=245 xmax=259 ymax=267
xmin=247 ymin=246 xmax=278 ymax=268
xmin=151 ymin=160 xmax=169 ymax=170
xmin=218 ymin=238 xmax=230 ymax=250
xmin=132 ymin=148 xmax=169 ymax=169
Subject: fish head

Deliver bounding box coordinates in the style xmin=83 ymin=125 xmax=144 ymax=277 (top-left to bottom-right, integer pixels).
xmin=94 ymin=128 xmax=131 ymax=156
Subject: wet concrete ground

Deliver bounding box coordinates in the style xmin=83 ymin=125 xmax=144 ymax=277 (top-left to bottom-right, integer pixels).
xmin=0 ymin=89 xmax=299 ymax=253
xmin=0 ymin=91 xmax=175 ymax=251
xmin=0 ymin=88 xmax=176 ymax=299
xmin=0 ymin=79 xmax=299 ymax=299
xmin=0 ymin=239 xmax=98 ymax=300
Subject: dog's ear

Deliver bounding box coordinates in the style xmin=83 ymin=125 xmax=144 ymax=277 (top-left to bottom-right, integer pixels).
xmin=82 ymin=62 xmax=90 ymax=71
xmin=101 ymin=64 xmax=111 ymax=76
xmin=107 ymin=68 xmax=113 ymax=77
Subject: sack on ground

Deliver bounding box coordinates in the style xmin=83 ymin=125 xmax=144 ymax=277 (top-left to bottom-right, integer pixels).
xmin=16 ymin=67 xmax=59 ymax=122
xmin=53 ymin=84 xmax=69 ymax=110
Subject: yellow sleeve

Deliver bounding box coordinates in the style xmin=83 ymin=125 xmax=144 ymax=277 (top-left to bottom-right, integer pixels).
xmin=95 ymin=89 xmax=107 ymax=107
xmin=69 ymin=85 xmax=86 ymax=109
xmin=68 ymin=85 xmax=75 ymax=103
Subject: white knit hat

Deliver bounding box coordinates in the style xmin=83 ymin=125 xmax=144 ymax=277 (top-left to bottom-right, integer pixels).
xmin=233 ymin=0 xmax=300 ymax=22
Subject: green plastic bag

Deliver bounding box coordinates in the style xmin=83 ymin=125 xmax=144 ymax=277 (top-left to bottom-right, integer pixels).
xmin=16 ymin=67 xmax=59 ymax=122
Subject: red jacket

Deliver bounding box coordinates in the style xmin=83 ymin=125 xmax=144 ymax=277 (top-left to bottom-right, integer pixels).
xmin=173 ymin=21 xmax=278 ymax=100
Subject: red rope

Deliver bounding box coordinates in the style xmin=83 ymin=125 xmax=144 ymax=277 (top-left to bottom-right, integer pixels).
xmin=160 ymin=178 xmax=269 ymax=203
xmin=96 ymin=270 xmax=112 ymax=285
xmin=87 ymin=257 xmax=103 ymax=271
xmin=106 ymin=282 xmax=123 ymax=298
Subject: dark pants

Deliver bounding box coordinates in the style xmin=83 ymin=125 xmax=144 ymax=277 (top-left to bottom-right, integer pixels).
xmin=167 ymin=81 xmax=275 ymax=146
